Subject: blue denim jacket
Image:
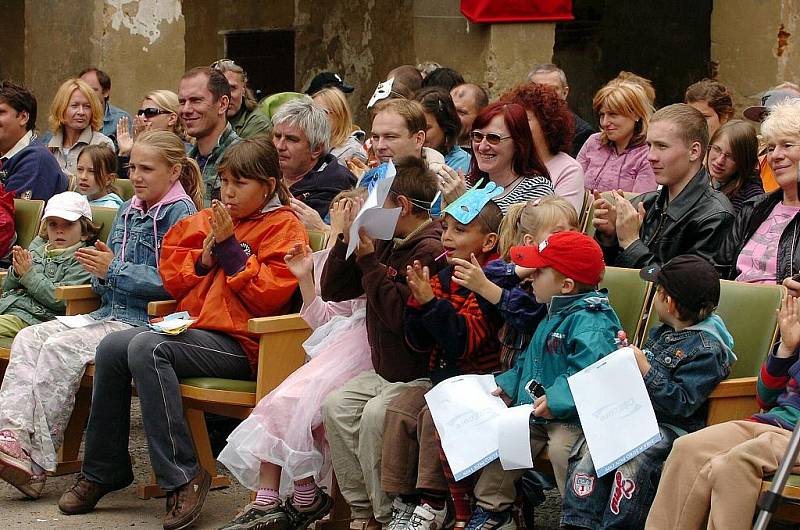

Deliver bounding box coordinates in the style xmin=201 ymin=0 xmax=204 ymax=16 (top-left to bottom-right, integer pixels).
xmin=642 ymin=314 xmax=734 ymax=434
xmin=90 ymin=191 xmax=196 ymax=326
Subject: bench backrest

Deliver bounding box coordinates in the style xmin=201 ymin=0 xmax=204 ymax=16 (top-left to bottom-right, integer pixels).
xmin=600 ymin=266 xmax=653 ymax=343
xmin=13 ymin=198 xmax=44 ymax=249
xmin=91 ymin=206 xmax=119 ymax=244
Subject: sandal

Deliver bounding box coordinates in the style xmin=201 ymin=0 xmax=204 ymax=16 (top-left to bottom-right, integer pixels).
xmin=0 ymin=430 xmax=34 ymax=490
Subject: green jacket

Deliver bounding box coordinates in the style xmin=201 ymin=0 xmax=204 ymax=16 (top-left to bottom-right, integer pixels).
xmin=189 ymin=123 xmax=241 ymax=206
xmin=0 ymin=237 xmax=92 ymax=325
xmin=495 ymin=289 xmax=622 ymax=422
xmin=229 ymin=106 xmax=271 ymax=139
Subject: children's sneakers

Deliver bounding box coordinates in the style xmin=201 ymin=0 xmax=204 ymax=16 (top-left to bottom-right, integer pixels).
xmin=219 ymin=500 xmax=291 ymax=530
xmin=463 ymin=506 xmax=514 ymax=530
xmin=387 ymin=497 xmax=416 ymax=530
xmin=285 ymin=486 xmax=334 ymax=530
xmin=406 ymin=503 xmax=448 ymax=530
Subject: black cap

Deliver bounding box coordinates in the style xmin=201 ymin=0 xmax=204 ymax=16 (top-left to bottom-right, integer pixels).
xmin=305 ymin=72 xmax=354 ymax=95
xmin=640 ymin=255 xmax=720 ymax=312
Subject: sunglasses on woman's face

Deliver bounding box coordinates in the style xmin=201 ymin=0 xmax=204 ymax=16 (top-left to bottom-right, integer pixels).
xmin=136 ymin=108 xmax=170 ymax=119
xmin=470 ymin=131 xmax=512 ymax=146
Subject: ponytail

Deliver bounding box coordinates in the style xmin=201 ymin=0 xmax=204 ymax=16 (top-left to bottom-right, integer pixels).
xmin=497 ymin=202 xmax=526 ymax=261
xmin=179 ymin=156 xmax=205 ymax=210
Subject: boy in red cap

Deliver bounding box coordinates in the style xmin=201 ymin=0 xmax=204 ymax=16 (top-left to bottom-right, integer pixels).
xmin=464 ymin=231 xmax=623 ymax=530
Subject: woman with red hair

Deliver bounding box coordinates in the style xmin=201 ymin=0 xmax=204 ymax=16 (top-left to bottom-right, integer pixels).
xmin=503 ymin=83 xmax=586 ymax=214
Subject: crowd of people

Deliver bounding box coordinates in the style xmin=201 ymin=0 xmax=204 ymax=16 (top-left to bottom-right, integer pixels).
xmin=0 ymin=57 xmax=799 ymax=530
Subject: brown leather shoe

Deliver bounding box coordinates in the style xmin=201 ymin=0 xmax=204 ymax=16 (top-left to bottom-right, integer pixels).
xmin=58 ymin=473 xmax=132 ymax=515
xmin=162 ymin=467 xmax=211 ymax=530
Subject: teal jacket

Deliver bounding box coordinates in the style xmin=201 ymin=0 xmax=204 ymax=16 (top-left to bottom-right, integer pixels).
xmin=495 ymin=290 xmax=622 ymax=422
xmin=0 ymin=237 xmax=92 ymax=325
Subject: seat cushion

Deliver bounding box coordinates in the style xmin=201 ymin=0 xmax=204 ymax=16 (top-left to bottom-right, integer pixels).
xmin=0 ymin=337 xmax=12 ymax=350
xmin=180 ymin=377 xmax=256 ymax=393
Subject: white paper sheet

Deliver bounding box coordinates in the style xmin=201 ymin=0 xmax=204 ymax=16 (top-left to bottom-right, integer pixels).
xmin=346 ymin=164 xmax=401 ymax=258
xmin=55 ymin=315 xmax=98 ymax=329
xmin=568 ymin=347 xmax=662 ymax=477
xmin=497 ymin=404 xmax=534 ymax=470
xmin=425 ymin=374 xmax=508 ymax=481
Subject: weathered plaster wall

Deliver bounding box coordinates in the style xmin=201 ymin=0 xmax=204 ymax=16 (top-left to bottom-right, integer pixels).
xmin=485 ymin=24 xmax=554 ymax=98
xmin=0 ymin=0 xmax=26 ymax=85
xmin=712 ymin=0 xmax=800 ymax=114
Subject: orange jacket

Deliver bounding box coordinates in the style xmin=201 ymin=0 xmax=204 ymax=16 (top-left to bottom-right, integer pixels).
xmin=159 ymin=205 xmax=307 ymax=371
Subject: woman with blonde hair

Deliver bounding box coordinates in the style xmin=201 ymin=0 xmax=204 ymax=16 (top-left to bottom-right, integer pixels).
xmin=577 ymin=80 xmax=657 ymax=193
xmin=312 ymin=87 xmax=367 ymax=165
xmin=46 ymin=78 xmax=114 ymax=176
xmin=116 ymin=89 xmax=191 ymax=158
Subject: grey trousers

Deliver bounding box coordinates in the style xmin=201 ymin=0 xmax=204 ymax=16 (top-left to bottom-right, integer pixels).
xmin=81 ymin=327 xmax=252 ymax=491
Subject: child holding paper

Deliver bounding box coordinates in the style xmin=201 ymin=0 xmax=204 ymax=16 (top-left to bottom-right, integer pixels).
xmin=380 ymin=186 xmax=504 ymax=530
xmin=464 ymin=231 xmax=622 ymax=530
xmin=561 ymin=254 xmax=734 ymax=529
xmin=320 ymin=155 xmax=445 ymax=529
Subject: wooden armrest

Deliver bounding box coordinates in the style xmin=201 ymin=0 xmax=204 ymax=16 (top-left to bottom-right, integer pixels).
xmin=708 ymin=377 xmax=758 ymax=398
xmin=248 ymin=314 xmax=311 ymax=334
xmin=55 ymin=284 xmax=97 ymax=300
xmin=251 ymin=313 xmax=312 ymax=399
xmin=148 ymin=300 xmax=178 ymax=316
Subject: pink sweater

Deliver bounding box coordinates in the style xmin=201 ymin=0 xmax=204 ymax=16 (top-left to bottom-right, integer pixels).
xmin=546 ymin=152 xmax=586 ymax=214
xmin=577 ymin=133 xmax=658 ymax=193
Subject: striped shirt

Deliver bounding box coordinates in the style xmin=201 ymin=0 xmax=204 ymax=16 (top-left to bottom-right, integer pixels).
xmin=489 ymin=175 xmax=555 ymax=214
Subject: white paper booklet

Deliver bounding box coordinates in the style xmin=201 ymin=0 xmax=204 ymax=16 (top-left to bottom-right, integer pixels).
xmin=345 ymin=162 xmax=401 ymax=258
xmin=568 ymin=347 xmax=662 ymax=477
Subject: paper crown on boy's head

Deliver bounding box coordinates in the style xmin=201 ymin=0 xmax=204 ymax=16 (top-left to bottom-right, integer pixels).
xmin=510 ymin=231 xmax=604 ymax=285
xmin=442 ymin=180 xmax=504 ymax=225
xmin=367 ymin=78 xmax=395 ymax=109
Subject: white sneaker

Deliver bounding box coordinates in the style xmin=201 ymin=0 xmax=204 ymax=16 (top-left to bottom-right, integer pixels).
xmin=406 ymin=503 xmax=448 ymax=530
xmin=387 ymin=498 xmax=416 ymax=530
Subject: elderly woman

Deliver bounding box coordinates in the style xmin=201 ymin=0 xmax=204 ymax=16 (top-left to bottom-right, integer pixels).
xmin=504 ymin=82 xmax=586 ymax=214
xmin=715 ymin=100 xmax=800 ymax=286
xmin=577 ymin=80 xmax=656 ymax=193
xmin=46 ymin=78 xmax=114 ymax=176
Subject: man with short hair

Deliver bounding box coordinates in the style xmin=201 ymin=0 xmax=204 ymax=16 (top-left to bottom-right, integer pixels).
xmin=0 ymin=81 xmax=67 ymax=200
xmin=78 ymin=67 xmax=131 ymax=150
xmin=450 ymin=83 xmax=488 ymax=150
xmin=527 ymin=63 xmax=595 ymax=157
xmin=210 ymin=59 xmax=270 ymax=139
xmin=594 ymin=103 xmax=734 ymax=269
xmin=272 ymin=99 xmax=355 ymax=219
xmin=179 ymin=66 xmax=240 ymax=205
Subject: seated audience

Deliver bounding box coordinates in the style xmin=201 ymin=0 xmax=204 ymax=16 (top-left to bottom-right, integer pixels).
xmin=79 ymin=67 xmax=131 ymax=150
xmin=684 ymin=78 xmax=734 ymax=139
xmin=415 ymin=87 xmax=471 ymax=173
xmin=75 ymin=145 xmax=124 ymax=208
xmin=578 ymin=80 xmax=657 ymax=193
xmin=450 ymin=83 xmax=489 ymax=151
xmin=744 ymin=88 xmax=800 ymax=193
xmin=211 ymin=59 xmax=271 ymax=139
xmin=594 ymin=104 xmax=734 ymax=269
xmin=504 ymin=82 xmax=586 ymax=214
xmin=312 ymin=87 xmax=368 ymax=165
xmin=58 ymin=137 xmax=304 ymax=529
xmin=0 ymin=81 xmax=67 ymax=200
xmin=706 ymin=120 xmax=764 ymax=213
xmin=117 ymin=89 xmax=192 ymax=158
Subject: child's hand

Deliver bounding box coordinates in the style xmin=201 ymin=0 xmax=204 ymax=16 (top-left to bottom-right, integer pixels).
xmin=75 ymin=241 xmax=114 ymax=279
xmin=284 ymin=243 xmax=314 ymax=279
xmin=340 ymin=197 xmax=364 ymax=244
xmin=533 ymin=395 xmax=554 ymax=419
xmin=514 ymin=265 xmax=536 ymax=280
xmin=491 ymin=386 xmax=512 ymax=406
xmin=631 ymin=345 xmax=652 ymax=376
xmin=354 ymin=226 xmax=375 ymax=258
xmin=329 ymin=198 xmax=353 ymax=240
xmin=452 ymin=254 xmax=490 ymax=292
xmin=406 ymin=260 xmax=435 ymax=305
xmin=210 ymin=200 xmax=235 ymax=242
xmin=200 ymin=231 xmax=215 ymax=269
xmin=11 ymin=246 xmax=32 ymax=276
xmin=778 ymin=295 xmax=800 ymax=357
xmin=116 ymin=116 xmax=134 ymax=157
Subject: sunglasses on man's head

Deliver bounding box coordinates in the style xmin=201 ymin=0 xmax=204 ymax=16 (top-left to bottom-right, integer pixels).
xmin=137 ymin=108 xmax=170 ymax=118
xmin=470 ymin=131 xmax=512 ymax=146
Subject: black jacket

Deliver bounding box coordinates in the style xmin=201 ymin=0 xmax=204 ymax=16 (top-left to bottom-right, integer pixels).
xmin=570 ymin=111 xmax=595 ymax=158
xmin=600 ymin=167 xmax=735 ymax=269
xmin=289 ymin=153 xmax=356 ymax=219
xmin=714 ymin=190 xmax=800 ymax=282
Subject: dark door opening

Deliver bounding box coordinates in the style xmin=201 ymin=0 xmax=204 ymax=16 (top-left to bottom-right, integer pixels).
xmin=225 ymin=29 xmax=295 ymax=100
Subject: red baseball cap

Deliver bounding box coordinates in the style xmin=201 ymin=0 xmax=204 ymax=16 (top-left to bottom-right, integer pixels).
xmin=510 ymin=232 xmax=605 ymax=285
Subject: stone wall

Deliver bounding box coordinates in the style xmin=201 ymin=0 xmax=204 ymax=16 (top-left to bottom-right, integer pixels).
xmin=0 ymin=0 xmax=26 ymax=85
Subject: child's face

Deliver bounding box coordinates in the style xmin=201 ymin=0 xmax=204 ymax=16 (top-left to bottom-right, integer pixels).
xmin=128 ymin=144 xmax=179 ymax=208
xmin=653 ymin=287 xmax=675 ymax=324
xmin=76 ymin=152 xmax=101 ymax=199
xmin=441 ymin=214 xmax=494 ymax=263
xmin=219 ymin=170 xmax=272 ymax=219
xmin=530 ymin=266 xmax=570 ymax=304
xmin=524 ymin=222 xmax=576 ymax=247
xmin=46 ymin=217 xmax=84 ymax=248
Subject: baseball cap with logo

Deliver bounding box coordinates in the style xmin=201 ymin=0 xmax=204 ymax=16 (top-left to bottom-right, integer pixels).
xmin=43 ymin=191 xmax=92 ymax=222
xmin=639 ymin=255 xmax=720 ymax=313
xmin=305 ymin=72 xmax=354 ymax=96
xmin=743 ymin=89 xmax=800 ymax=122
xmin=510 ymin=231 xmax=605 ymax=285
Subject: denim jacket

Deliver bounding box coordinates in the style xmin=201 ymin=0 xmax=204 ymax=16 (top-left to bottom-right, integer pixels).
xmin=642 ymin=314 xmax=734 ymax=434
xmin=90 ymin=182 xmax=196 ymax=325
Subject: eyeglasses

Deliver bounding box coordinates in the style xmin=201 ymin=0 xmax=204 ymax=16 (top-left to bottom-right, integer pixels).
xmin=709 ymin=144 xmax=735 ymax=162
xmin=470 ymin=131 xmax=512 ymax=146
xmin=137 ymin=108 xmax=170 ymax=119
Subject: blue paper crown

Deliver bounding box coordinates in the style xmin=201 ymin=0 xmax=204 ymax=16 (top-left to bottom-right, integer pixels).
xmin=442 ymin=180 xmax=504 ymax=225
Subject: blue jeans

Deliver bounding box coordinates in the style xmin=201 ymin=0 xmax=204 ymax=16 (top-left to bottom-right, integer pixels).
xmin=560 ymin=426 xmax=679 ymax=530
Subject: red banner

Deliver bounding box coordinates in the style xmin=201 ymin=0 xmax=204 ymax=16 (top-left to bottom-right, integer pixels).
xmin=461 ymin=0 xmax=574 ymax=23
